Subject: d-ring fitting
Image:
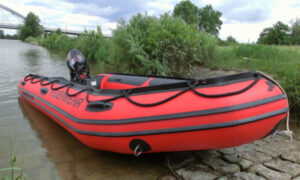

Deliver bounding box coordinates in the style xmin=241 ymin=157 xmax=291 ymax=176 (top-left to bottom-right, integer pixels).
xmin=133 ymin=144 xmax=143 ymax=156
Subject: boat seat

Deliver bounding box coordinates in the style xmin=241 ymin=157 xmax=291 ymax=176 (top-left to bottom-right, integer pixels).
xmin=87 ymin=74 xmax=187 ymax=90
xmin=87 ymin=75 xmax=105 ymax=89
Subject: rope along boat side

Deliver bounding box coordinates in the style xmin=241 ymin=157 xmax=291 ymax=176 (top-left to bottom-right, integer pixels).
xmin=18 ymin=71 xmax=289 ymax=155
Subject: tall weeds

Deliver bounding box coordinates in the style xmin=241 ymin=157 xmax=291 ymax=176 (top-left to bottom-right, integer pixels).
xmin=207 ymin=44 xmax=300 ymax=120
xmin=0 ymin=138 xmax=27 ymax=180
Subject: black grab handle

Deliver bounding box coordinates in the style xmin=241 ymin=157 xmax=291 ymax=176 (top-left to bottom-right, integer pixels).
xmin=85 ymin=101 xmax=113 ymax=112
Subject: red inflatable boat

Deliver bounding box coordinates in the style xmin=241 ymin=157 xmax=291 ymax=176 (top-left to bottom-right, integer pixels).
xmin=18 ymin=72 xmax=288 ymax=155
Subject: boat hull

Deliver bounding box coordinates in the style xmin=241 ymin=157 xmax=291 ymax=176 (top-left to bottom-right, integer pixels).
xmin=18 ymin=72 xmax=288 ymax=154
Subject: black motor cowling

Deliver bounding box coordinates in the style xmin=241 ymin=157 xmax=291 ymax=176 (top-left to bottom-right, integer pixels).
xmin=66 ymin=49 xmax=90 ymax=84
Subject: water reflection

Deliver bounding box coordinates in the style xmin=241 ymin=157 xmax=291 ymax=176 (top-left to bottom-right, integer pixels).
xmin=23 ymin=49 xmax=41 ymax=69
xmin=48 ymin=50 xmax=67 ymax=62
xmin=18 ymin=98 xmax=169 ymax=180
xmin=25 ymin=49 xmax=41 ymax=60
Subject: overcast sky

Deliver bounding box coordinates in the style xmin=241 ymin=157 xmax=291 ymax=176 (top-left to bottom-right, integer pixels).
xmin=1 ymin=0 xmax=300 ymax=42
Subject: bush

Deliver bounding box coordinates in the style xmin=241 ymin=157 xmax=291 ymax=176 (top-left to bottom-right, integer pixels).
xmin=34 ymin=13 xmax=217 ymax=75
xmin=24 ymin=36 xmax=36 ymax=43
xmin=37 ymin=28 xmax=107 ymax=63
xmin=76 ymin=27 xmax=107 ymax=62
xmin=38 ymin=32 xmax=73 ymax=51
xmin=107 ymin=13 xmax=217 ymax=76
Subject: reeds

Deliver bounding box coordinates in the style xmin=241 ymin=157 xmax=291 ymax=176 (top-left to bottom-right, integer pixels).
xmin=0 ymin=138 xmax=27 ymax=180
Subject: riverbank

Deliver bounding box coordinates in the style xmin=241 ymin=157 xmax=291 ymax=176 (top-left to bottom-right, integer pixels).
xmin=163 ymin=123 xmax=300 ymax=180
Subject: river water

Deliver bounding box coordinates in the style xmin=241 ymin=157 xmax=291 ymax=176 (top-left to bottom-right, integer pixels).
xmin=0 ymin=40 xmax=169 ymax=180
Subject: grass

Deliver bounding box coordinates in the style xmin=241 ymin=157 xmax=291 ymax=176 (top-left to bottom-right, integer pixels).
xmin=207 ymin=44 xmax=300 ymax=74
xmin=0 ymin=137 xmax=27 ymax=180
xmin=205 ymin=44 xmax=300 ymax=122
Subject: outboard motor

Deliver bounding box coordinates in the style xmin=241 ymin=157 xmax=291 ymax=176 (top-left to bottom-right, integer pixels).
xmin=66 ymin=49 xmax=90 ymax=84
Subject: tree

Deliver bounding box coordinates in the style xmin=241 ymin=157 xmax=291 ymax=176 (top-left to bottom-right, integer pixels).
xmin=257 ymin=21 xmax=290 ymax=45
xmin=55 ymin=28 xmax=62 ymax=35
xmin=226 ymin=36 xmax=238 ymax=44
xmin=173 ymin=0 xmax=198 ymax=24
xmin=290 ymin=18 xmax=300 ymax=45
xmin=198 ymin=5 xmax=222 ymax=36
xmin=173 ymin=1 xmax=222 ymax=36
xmin=0 ymin=30 xmax=4 ymax=39
xmin=19 ymin=12 xmax=43 ymax=41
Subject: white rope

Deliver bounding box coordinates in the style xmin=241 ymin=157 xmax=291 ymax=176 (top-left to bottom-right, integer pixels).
xmin=257 ymin=71 xmax=293 ymax=140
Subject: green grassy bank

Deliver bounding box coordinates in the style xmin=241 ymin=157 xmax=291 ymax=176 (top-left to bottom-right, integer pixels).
xmin=207 ymin=44 xmax=300 ymax=121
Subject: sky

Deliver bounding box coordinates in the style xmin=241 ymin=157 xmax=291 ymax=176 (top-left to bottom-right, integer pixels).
xmin=1 ymin=0 xmax=300 ymax=42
